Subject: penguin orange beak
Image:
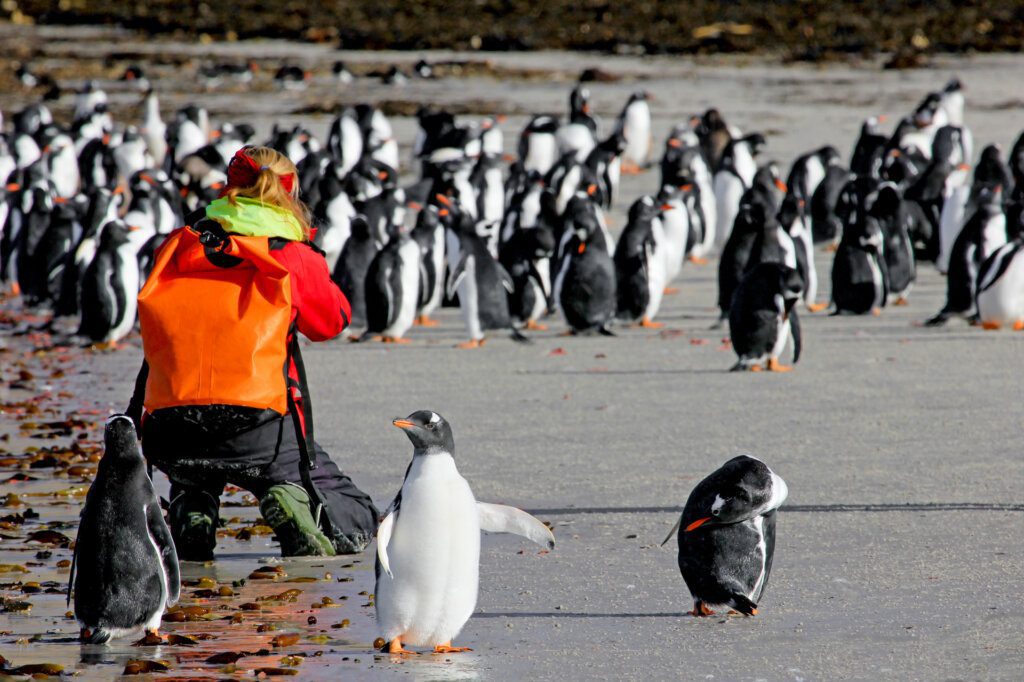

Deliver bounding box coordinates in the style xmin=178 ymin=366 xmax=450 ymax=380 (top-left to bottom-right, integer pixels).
xmin=435 ymin=193 xmax=452 ymax=207
xmin=660 ymin=203 xmax=674 ymax=211
xmin=392 ymin=419 xmax=416 ymax=430
xmin=774 ymin=179 xmax=788 ymax=193
xmin=685 ymin=517 xmax=712 ymax=532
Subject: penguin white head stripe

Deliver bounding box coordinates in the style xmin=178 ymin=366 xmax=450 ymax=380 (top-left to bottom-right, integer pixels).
xmin=392 ymin=410 xmax=455 ymax=455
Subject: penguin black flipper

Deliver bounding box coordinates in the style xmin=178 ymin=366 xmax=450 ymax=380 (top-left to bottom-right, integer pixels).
xmin=146 ymin=501 xmax=180 ymax=606
xmin=789 ymin=308 xmax=802 ymax=364
xmin=728 ymin=593 xmax=759 ymax=616
xmin=445 ymin=252 xmax=470 ymax=299
xmin=109 ymin=258 xmax=129 ymax=332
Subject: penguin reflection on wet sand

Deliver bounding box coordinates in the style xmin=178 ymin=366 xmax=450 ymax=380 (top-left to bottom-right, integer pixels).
xmin=663 ymin=455 xmax=788 ymax=617
xmin=70 ymin=415 xmax=179 ymax=644
xmin=375 ymin=411 xmax=555 ymax=655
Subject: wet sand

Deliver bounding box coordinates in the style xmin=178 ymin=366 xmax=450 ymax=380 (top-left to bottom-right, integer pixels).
xmin=2 ymin=24 xmax=1024 ymax=681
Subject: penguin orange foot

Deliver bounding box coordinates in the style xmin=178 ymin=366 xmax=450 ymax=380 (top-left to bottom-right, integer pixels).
xmin=806 ymin=302 xmax=829 ymax=313
xmin=133 ymin=629 xmax=164 ymax=646
xmin=524 ymin=320 xmax=548 ymax=331
xmin=767 ymin=357 xmax=793 ymax=372
xmin=457 ymin=339 xmax=484 ymax=349
xmin=414 ymin=315 xmax=440 ymax=327
xmin=687 ymin=255 xmax=709 ymax=265
xmin=663 ymin=287 xmax=680 ymax=295
xmin=433 ymin=642 xmax=473 ymax=654
xmin=691 ymin=602 xmax=716 ymax=617
xmin=382 ymin=336 xmax=411 ymax=344
xmin=387 ymin=637 xmax=418 ymax=655
xmin=620 ymin=161 xmax=642 ymax=175
xmin=892 ymin=296 xmax=909 ymax=306
xmin=981 ymin=321 xmax=1001 ymax=330
xmin=1014 ymin=320 xmax=1024 ymax=331
xmin=638 ymin=316 xmax=664 ymax=328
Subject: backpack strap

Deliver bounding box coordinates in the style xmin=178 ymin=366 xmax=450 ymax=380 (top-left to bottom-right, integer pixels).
xmin=285 ymin=333 xmax=337 ymax=539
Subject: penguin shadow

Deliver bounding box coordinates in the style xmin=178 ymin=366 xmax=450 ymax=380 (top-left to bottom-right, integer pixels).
xmin=474 ymin=611 xmax=692 ymax=619
xmin=517 ymin=368 xmax=726 ymax=376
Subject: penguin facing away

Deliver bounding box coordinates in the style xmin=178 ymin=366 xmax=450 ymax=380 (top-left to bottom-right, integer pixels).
xmin=663 ymin=455 xmax=788 ymax=617
xmin=70 ymin=415 xmax=179 ymax=643
xmin=375 ymin=411 xmax=555 ymax=655
xmin=729 ymin=263 xmax=803 ymax=372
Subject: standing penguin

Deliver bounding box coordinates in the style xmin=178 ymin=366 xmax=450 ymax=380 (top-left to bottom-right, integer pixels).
xmin=78 ymin=221 xmax=139 ymax=346
xmin=500 ymin=224 xmax=556 ymax=331
xmin=440 ymin=195 xmax=523 ymax=348
xmin=976 ymin=236 xmax=1024 ymax=330
xmin=556 ymin=194 xmax=617 ymax=334
xmin=618 ymin=91 xmax=652 ymax=174
xmin=375 ymin=411 xmax=555 ymax=655
xmin=664 ymin=455 xmax=788 ymax=617
xmin=615 ymin=196 xmax=669 ymax=327
xmin=729 ymin=263 xmax=803 ymax=372
xmin=70 ymin=415 xmax=179 ymax=643
xmin=410 ymin=204 xmax=446 ymax=327
xmin=926 ymin=186 xmax=1007 ymax=326
xmin=333 ymin=216 xmax=378 ymax=329
xmin=831 ymin=180 xmax=889 ymax=316
xmin=362 ymin=222 xmax=421 ymax=343
xmin=713 ymin=133 xmax=765 ymax=245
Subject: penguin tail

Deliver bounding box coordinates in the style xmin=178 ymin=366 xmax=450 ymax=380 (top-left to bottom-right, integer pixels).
xmin=81 ymin=627 xmax=113 ymax=644
xmin=923 ymin=311 xmax=949 ymax=327
xmin=509 ymin=327 xmax=531 ymax=344
xmin=727 ymin=594 xmax=759 ymax=616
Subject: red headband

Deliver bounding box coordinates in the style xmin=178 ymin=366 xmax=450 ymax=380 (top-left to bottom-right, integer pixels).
xmin=222 ymin=146 xmax=296 ymax=197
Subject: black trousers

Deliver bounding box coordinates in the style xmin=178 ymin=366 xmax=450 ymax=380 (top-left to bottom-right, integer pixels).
xmin=142 ymin=407 xmax=379 ymax=550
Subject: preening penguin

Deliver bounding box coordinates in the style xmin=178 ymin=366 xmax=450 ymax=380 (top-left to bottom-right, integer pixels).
xmin=375 ymin=411 xmax=555 ymax=655
xmin=663 ymin=455 xmax=788 ymax=617
xmin=70 ymin=415 xmax=179 ymax=643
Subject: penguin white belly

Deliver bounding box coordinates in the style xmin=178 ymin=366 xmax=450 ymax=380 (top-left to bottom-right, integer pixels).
xmin=981 ymin=215 xmax=1007 ymax=261
xmin=778 ymin=228 xmax=798 ymax=269
xmin=867 ymin=254 xmax=885 ymax=311
xmin=482 ymin=169 xmax=504 ymax=225
xmin=141 ymin=502 xmax=169 ymax=632
xmin=978 ymin=248 xmax=1024 ymax=326
xmin=714 ymin=174 xmax=743 ymax=245
xmin=108 ymin=243 xmax=140 ymax=342
xmin=622 ymin=104 xmax=651 ymax=166
xmin=803 ymin=156 xmax=826 ymax=199
xmin=694 ymin=169 xmax=717 ymax=256
xmin=421 ymin=229 xmax=446 ymax=316
xmin=556 ymin=124 xmax=595 ymax=161
xmin=770 ymin=313 xmax=791 ymax=360
xmin=555 ymin=166 xmax=581 ymax=215
xmin=659 ymin=207 xmax=687 ymax=282
xmin=377 ymin=456 xmax=480 ymax=646
xmin=796 ymin=225 xmax=818 ymax=305
xmin=607 ymin=157 xmax=622 ymax=207
xmin=384 ymin=240 xmax=421 ymax=339
xmin=644 ymin=237 xmax=668 ymax=321
xmin=937 ymin=185 xmax=969 ymax=274
xmin=525 ymin=135 xmax=557 ymax=176
xmin=457 ymin=255 xmax=484 ymax=341
xmin=527 ymin=277 xmax=547 ymax=322
xmin=320 ymin=196 xmax=355 ymax=272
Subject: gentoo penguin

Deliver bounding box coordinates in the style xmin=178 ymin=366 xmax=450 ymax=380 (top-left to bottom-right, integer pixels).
xmin=729 ymin=263 xmax=803 ymax=372
xmin=850 ymin=116 xmax=888 ymax=179
xmin=614 ymin=196 xmax=669 ymax=327
xmin=556 ymin=84 xmax=598 ymax=162
xmin=327 ymin=108 xmax=364 ymax=179
xmin=871 ymin=184 xmax=917 ymax=305
xmin=556 ymin=194 xmax=617 ymax=334
xmin=714 ymin=133 xmax=765 ymax=245
xmin=831 ymin=179 xmax=889 ymax=316
xmin=618 ymin=91 xmax=652 ymax=174
xmin=664 ymin=455 xmax=788 ymax=616
xmin=313 ymin=166 xmax=357 ymax=273
xmin=976 ymin=235 xmax=1024 ymax=330
xmin=375 ymin=411 xmax=554 ymax=655
xmin=926 ymin=186 xmax=1007 ymax=326
xmin=332 ymin=60 xmax=355 ymax=84
xmin=585 ymin=129 xmax=627 ymax=209
xmin=501 ymin=225 xmax=556 ymax=331
xmin=333 ymin=216 xmax=378 ymax=329
xmin=695 ymin=108 xmax=733 ymax=172
xmin=439 ymin=196 xmax=523 ymax=348
xmin=408 ymin=204 xmax=446 ymax=328
xmin=661 ymin=136 xmax=716 ymax=261
xmin=362 ymin=222 xmax=421 ymax=343
xmin=778 ymin=194 xmax=825 ymax=312
xmin=519 ymin=116 xmax=560 ymax=176
xmin=810 ymin=162 xmax=852 ymax=245
xmin=938 ymin=144 xmax=1011 ymax=273
xmin=141 ymin=90 xmax=167 ymax=169
xmin=78 ymin=221 xmax=139 ymax=346
xmin=655 ymin=184 xmax=692 ymax=287
xmin=786 ymin=147 xmax=839 ymax=206
xmin=70 ymin=415 xmax=179 ymax=643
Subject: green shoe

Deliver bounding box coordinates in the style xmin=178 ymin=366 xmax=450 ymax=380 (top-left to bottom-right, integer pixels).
xmin=259 ymin=484 xmax=336 ymax=557
xmin=169 ymin=491 xmax=218 ymax=561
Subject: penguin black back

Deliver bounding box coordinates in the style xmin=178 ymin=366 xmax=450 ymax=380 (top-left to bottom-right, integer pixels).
xmin=72 ymin=416 xmax=179 ymax=642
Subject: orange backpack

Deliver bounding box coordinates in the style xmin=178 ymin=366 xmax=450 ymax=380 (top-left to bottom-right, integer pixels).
xmin=137 ymin=225 xmax=293 ymax=414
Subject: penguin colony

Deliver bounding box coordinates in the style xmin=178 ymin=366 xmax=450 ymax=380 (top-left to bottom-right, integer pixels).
xmin=3 ymin=65 xmax=1019 ymax=650
xmin=3 ymin=75 xmax=1024 ymax=365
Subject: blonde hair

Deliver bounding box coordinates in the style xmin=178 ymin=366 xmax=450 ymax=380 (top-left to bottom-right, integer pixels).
xmin=223 ymin=146 xmax=312 ymax=240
